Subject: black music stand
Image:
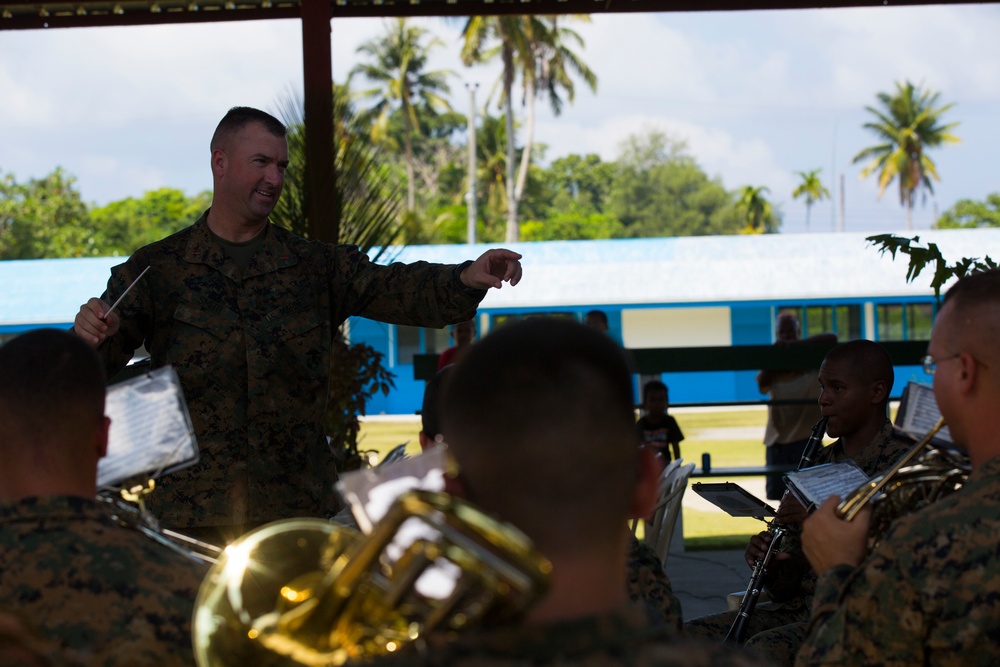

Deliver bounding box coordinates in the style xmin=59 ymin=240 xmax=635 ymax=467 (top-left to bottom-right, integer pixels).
xmin=692 ymin=482 xmax=777 ymax=520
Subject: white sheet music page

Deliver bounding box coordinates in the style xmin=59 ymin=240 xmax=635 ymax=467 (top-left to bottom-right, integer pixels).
xmin=895 ymin=381 xmax=954 ymax=445
xmin=97 ymin=365 xmax=199 ymax=489
xmin=783 ymin=460 xmax=870 ymax=511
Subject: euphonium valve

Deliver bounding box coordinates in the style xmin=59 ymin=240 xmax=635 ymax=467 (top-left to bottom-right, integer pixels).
xmin=192 ymin=489 xmax=551 ymax=666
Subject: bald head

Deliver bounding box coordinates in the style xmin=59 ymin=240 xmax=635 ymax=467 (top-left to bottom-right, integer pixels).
xmin=940 ymin=268 xmax=1000 ymax=380
xmin=441 ymin=318 xmax=638 ymax=555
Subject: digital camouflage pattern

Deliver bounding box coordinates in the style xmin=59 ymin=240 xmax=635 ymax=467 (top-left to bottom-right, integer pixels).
xmin=90 ymin=215 xmax=485 ymax=528
xmin=0 ymin=495 xmax=208 ymax=667
xmin=627 ymin=536 xmax=684 ymax=634
xmin=684 ymin=421 xmax=912 ymax=664
xmin=796 ymin=454 xmax=1000 ymax=667
xmin=366 ymin=605 xmax=774 ymax=667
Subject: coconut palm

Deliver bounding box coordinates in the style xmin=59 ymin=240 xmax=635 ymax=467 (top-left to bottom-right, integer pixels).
xmin=461 ymin=14 xmax=595 ymax=243
xmin=737 ymin=185 xmax=778 ymax=234
xmin=852 ymin=80 xmax=960 ymax=230
xmin=792 ymin=169 xmax=830 ymax=232
xmin=350 ymin=18 xmax=454 ymax=212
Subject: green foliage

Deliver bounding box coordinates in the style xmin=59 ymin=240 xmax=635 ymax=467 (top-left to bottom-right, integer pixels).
xmin=866 ymin=233 xmax=998 ymax=300
xmin=0 ymin=168 xmax=92 ymax=259
xmin=604 ymin=129 xmax=747 ymax=238
xmin=791 ymin=168 xmax=830 ymax=231
xmin=521 ymin=211 xmax=623 ymax=241
xmin=89 ymin=188 xmax=211 ymax=256
xmin=736 ymin=185 xmax=780 ymax=234
xmin=936 ymin=193 xmax=1000 ymax=229
xmin=853 ymin=80 xmax=960 ymax=229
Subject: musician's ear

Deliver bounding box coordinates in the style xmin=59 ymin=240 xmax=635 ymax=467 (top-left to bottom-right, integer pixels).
xmin=628 ymin=446 xmax=659 ymax=520
xmin=870 ymin=379 xmax=888 ymax=405
xmin=96 ymin=416 xmax=111 ymax=460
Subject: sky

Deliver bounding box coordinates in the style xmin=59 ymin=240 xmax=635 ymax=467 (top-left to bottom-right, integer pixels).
xmin=2 ymin=4 xmax=999 ymax=236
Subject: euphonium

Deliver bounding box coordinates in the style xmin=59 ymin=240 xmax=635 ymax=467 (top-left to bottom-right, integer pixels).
xmin=724 ymin=416 xmax=828 ymax=645
xmin=837 ymin=417 xmax=970 ymax=545
xmin=191 ymin=489 xmax=551 ymax=667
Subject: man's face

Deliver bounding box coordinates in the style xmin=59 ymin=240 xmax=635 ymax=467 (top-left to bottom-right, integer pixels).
xmin=216 ymin=122 xmax=288 ymax=224
xmin=818 ymin=357 xmax=875 ymax=439
xmin=776 ymin=315 xmax=800 ymax=342
xmin=929 ymin=302 xmax=963 ymax=443
xmin=644 ymin=388 xmax=668 ymax=416
xmin=453 ymin=321 xmax=476 ymax=345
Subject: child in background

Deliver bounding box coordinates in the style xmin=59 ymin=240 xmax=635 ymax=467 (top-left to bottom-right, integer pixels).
xmin=636 ymin=379 xmax=684 ymax=463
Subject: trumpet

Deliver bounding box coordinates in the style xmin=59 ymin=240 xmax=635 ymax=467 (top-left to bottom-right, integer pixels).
xmin=191 ymin=489 xmax=552 ymax=666
xmin=724 ymin=416 xmax=827 ymax=646
xmin=837 ymin=418 xmax=970 ymax=545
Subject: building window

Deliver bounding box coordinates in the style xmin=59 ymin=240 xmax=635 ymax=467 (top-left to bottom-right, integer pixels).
xmin=787 ymin=304 xmax=862 ymax=341
xmin=877 ymin=302 xmax=934 ymax=341
xmin=396 ymin=325 xmax=422 ymax=365
xmin=491 ymin=312 xmax=576 ymax=329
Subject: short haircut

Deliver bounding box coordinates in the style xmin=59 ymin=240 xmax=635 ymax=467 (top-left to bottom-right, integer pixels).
xmin=210 ymin=106 xmax=286 ymax=151
xmin=421 ymin=365 xmax=454 ymax=440
xmin=941 ymin=268 xmax=1000 ymax=365
xmin=585 ymin=310 xmax=608 ymax=326
xmin=642 ymin=379 xmax=668 ymax=403
xmin=441 ymin=318 xmax=637 ymax=555
xmin=0 ymin=329 xmax=106 ymax=445
xmin=822 ymin=339 xmax=894 ymax=406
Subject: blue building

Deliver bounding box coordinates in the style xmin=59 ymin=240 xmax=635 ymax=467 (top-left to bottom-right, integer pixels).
xmin=2 ymin=228 xmax=993 ymax=414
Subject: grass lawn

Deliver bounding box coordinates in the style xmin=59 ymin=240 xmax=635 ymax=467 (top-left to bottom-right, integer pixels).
xmin=358 ymin=407 xmax=773 ymax=550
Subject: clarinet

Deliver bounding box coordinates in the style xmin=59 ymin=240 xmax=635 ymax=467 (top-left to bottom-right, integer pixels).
xmin=723 ymin=416 xmax=828 ymax=645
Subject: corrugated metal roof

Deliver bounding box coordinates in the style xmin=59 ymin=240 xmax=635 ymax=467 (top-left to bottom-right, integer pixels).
xmin=2 ymin=229 xmax=996 ymax=327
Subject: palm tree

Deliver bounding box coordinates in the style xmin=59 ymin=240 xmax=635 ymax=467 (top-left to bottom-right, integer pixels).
xmin=350 ymin=18 xmax=454 ymax=212
xmin=791 ymin=169 xmax=830 ymax=232
xmin=737 ymin=185 xmax=777 ymax=234
xmin=852 ymin=80 xmax=960 ymax=230
xmin=461 ymin=15 xmax=595 ymax=243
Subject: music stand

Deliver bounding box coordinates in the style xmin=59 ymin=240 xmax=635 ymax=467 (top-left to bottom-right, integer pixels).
xmin=692 ymin=482 xmax=777 ymax=521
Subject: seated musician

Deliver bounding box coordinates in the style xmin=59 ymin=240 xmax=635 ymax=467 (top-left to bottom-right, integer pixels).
xmin=684 ymin=339 xmax=911 ymax=665
xmin=0 ymin=329 xmax=208 ymax=667
xmin=376 ymin=318 xmax=768 ymax=666
xmin=796 ymin=269 xmax=1000 ymax=666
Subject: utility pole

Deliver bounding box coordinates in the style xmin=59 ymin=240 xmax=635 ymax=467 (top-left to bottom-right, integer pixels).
xmin=838 ymin=173 xmax=845 ymax=233
xmin=465 ymin=82 xmax=478 ymax=245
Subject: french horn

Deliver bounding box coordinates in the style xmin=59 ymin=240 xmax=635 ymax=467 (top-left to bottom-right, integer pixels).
xmin=837 ymin=418 xmax=971 ymax=546
xmin=191 ymin=489 xmax=552 ymax=666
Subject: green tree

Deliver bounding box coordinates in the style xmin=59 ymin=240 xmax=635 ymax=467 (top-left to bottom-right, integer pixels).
xmin=89 ymin=188 xmax=211 ymax=256
xmin=853 ymin=80 xmax=960 ymax=231
xmin=607 ymin=130 xmax=744 ymax=238
xmin=791 ymin=168 xmax=830 ymax=232
xmin=350 ymin=18 xmax=454 ymax=213
xmin=868 ymin=233 xmax=997 ymax=300
xmin=736 ymin=185 xmax=780 ymax=234
xmin=521 ymin=211 xmax=622 ymax=241
xmin=0 ymin=168 xmax=92 ymax=259
xmin=936 ymin=193 xmax=1000 ymax=229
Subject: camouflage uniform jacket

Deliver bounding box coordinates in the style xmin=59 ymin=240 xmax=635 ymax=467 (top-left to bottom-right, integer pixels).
xmin=796 ymin=454 xmax=1000 ymax=666
xmin=763 ymin=420 xmax=912 ymax=605
xmin=627 ymin=536 xmax=684 ymax=634
xmin=0 ymin=495 xmax=208 ymax=667
xmin=369 ymin=604 xmax=773 ymax=666
xmin=92 ymin=213 xmax=485 ymax=528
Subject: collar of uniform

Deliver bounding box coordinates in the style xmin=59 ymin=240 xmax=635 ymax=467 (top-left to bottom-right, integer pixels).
xmin=242 ymin=222 xmax=299 ymax=278
xmin=0 ymin=495 xmax=104 ymax=525
xmin=183 ymin=213 xmax=299 ymax=278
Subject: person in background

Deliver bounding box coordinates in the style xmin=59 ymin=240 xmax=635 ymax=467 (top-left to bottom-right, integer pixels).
xmin=436 ymin=320 xmax=476 ymax=370
xmin=0 ymin=329 xmax=208 ymax=667
xmin=584 ymin=309 xmax=609 ymax=334
xmin=758 ymin=313 xmax=837 ymax=499
xmin=636 ymin=379 xmax=684 ymax=464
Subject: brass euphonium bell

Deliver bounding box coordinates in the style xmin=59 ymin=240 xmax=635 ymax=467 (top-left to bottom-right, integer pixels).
xmin=192 ymin=489 xmax=552 ymax=666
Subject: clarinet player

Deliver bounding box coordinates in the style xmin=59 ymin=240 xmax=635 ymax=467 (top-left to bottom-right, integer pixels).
xmin=685 ymin=340 xmax=911 ymax=665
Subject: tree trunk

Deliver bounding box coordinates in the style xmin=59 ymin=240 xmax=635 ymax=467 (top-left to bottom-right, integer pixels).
xmin=404 ymin=108 xmax=416 ymax=212
xmin=514 ymin=74 xmax=535 ymax=205
xmin=502 ymin=45 xmax=519 ymax=244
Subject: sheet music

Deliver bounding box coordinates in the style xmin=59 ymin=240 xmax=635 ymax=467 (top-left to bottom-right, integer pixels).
xmin=895 ymin=381 xmax=953 ymax=444
xmin=783 ymin=460 xmax=869 ymax=511
xmin=97 ymin=365 xmax=198 ymax=489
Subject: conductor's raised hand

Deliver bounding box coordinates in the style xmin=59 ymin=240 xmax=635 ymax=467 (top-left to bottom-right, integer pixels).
xmin=801 ymin=495 xmax=871 ymax=575
xmin=461 ymin=249 xmax=523 ymax=290
xmin=74 ymin=297 xmax=120 ymax=347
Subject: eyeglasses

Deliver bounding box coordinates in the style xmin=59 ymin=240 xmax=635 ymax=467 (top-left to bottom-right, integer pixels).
xmin=922 ymin=353 xmax=960 ymax=375
xmin=922 ymin=352 xmax=991 ymax=375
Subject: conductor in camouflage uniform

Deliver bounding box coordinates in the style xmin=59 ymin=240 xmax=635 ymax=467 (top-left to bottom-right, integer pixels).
xmin=374 ymin=318 xmax=770 ymax=666
xmin=72 ymin=106 xmax=523 ymax=546
xmin=0 ymin=329 xmax=208 ymax=667
xmin=797 ymin=269 xmax=1000 ymax=666
xmin=685 ymin=340 xmax=911 ymax=665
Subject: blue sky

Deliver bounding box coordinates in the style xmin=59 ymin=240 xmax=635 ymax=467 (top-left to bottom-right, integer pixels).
xmin=2 ymin=4 xmax=998 ymax=236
